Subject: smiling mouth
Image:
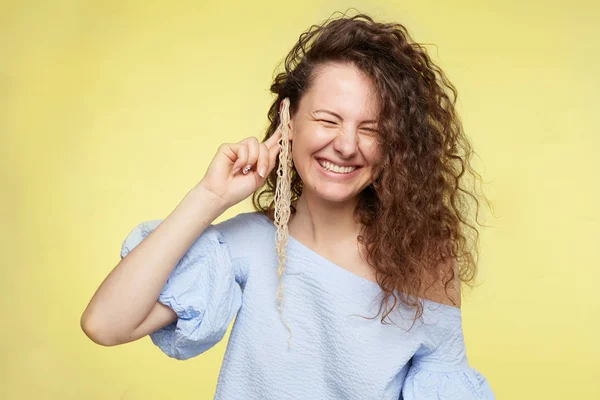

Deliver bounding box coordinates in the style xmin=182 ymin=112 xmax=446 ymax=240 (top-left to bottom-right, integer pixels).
xmin=316 ymin=158 xmax=362 ymax=174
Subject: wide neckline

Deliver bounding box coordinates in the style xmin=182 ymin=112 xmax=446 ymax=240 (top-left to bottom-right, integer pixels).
xmin=253 ymin=212 xmax=380 ymax=286
xmin=250 ymin=211 xmax=461 ymax=315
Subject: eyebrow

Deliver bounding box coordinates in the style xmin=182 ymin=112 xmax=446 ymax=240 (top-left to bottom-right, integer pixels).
xmin=313 ymin=109 xmax=378 ymax=124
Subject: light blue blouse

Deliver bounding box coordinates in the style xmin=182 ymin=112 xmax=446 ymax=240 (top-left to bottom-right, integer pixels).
xmin=120 ymin=211 xmax=495 ymax=399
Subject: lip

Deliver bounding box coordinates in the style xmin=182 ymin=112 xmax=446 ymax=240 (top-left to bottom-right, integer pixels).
xmin=314 ymin=157 xmax=362 ymax=179
xmin=316 ymin=157 xmax=362 ymax=168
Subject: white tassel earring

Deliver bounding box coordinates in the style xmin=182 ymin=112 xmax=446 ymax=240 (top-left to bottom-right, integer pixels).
xmin=274 ymin=97 xmax=293 ymax=350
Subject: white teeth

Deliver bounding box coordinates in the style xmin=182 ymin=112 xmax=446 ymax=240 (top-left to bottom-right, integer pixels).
xmin=318 ymin=159 xmax=357 ymax=174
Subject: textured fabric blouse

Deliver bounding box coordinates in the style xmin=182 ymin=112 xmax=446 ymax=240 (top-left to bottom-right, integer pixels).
xmin=120 ymin=211 xmax=495 ymax=399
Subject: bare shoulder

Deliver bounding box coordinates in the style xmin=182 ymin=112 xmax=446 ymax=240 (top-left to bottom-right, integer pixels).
xmin=420 ymin=256 xmax=462 ymax=309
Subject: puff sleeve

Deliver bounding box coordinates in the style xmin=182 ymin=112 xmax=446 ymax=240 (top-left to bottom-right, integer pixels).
xmin=120 ymin=220 xmax=243 ymax=360
xmin=401 ymin=309 xmax=496 ymax=400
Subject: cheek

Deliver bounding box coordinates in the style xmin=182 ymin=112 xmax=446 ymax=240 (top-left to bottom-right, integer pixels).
xmin=361 ymin=140 xmax=383 ymax=165
xmin=293 ymin=126 xmax=335 ymax=154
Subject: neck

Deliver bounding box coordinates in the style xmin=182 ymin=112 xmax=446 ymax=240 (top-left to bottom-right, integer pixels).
xmin=289 ymin=191 xmax=362 ymax=247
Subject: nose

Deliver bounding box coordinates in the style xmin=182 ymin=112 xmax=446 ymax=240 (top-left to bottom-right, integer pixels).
xmin=332 ymin=127 xmax=359 ymax=158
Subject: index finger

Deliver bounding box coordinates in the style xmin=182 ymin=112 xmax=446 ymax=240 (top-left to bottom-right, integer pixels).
xmin=263 ymin=126 xmax=283 ymax=149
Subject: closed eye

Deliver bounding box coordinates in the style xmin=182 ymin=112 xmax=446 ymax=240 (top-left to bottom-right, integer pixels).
xmin=319 ymin=119 xmax=378 ymax=134
xmin=319 ymin=119 xmax=338 ymax=125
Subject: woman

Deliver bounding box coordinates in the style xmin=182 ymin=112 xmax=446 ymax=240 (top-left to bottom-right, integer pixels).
xmin=81 ymin=13 xmax=496 ymax=399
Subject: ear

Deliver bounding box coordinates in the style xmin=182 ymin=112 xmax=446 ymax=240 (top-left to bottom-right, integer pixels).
xmin=287 ymin=119 xmax=294 ymax=141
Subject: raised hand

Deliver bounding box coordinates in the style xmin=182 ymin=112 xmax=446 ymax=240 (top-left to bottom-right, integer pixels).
xmin=196 ymin=126 xmax=283 ymax=208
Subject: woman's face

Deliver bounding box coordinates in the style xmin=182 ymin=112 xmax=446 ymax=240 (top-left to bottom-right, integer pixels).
xmin=287 ymin=62 xmax=382 ymax=205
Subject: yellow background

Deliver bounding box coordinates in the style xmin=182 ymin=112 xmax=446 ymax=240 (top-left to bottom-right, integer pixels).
xmin=2 ymin=0 xmax=598 ymax=399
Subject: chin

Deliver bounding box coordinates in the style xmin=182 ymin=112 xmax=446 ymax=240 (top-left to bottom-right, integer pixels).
xmin=313 ymin=188 xmax=362 ymax=204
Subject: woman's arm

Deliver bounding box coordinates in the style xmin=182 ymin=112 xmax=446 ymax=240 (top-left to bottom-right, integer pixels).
xmin=81 ymin=129 xmax=282 ymax=347
xmin=80 ymin=185 xmax=228 ymax=346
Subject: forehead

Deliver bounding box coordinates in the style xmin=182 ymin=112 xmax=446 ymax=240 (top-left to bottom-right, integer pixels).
xmin=301 ymin=63 xmax=380 ymax=120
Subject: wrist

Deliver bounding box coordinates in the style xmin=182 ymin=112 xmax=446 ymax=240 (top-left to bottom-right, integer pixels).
xmin=189 ymin=183 xmax=231 ymax=212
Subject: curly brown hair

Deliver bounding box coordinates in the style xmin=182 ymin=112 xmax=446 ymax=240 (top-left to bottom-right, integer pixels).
xmin=252 ymin=11 xmax=492 ymax=329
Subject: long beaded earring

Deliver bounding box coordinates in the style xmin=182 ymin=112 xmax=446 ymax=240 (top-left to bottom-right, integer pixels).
xmin=274 ymin=97 xmax=293 ymax=350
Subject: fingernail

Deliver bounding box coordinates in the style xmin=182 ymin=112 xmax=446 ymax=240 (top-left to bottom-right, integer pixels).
xmin=258 ymin=167 xmax=266 ymax=177
xmin=232 ymin=167 xmax=240 ymax=175
xmin=242 ymin=165 xmax=251 ymax=174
